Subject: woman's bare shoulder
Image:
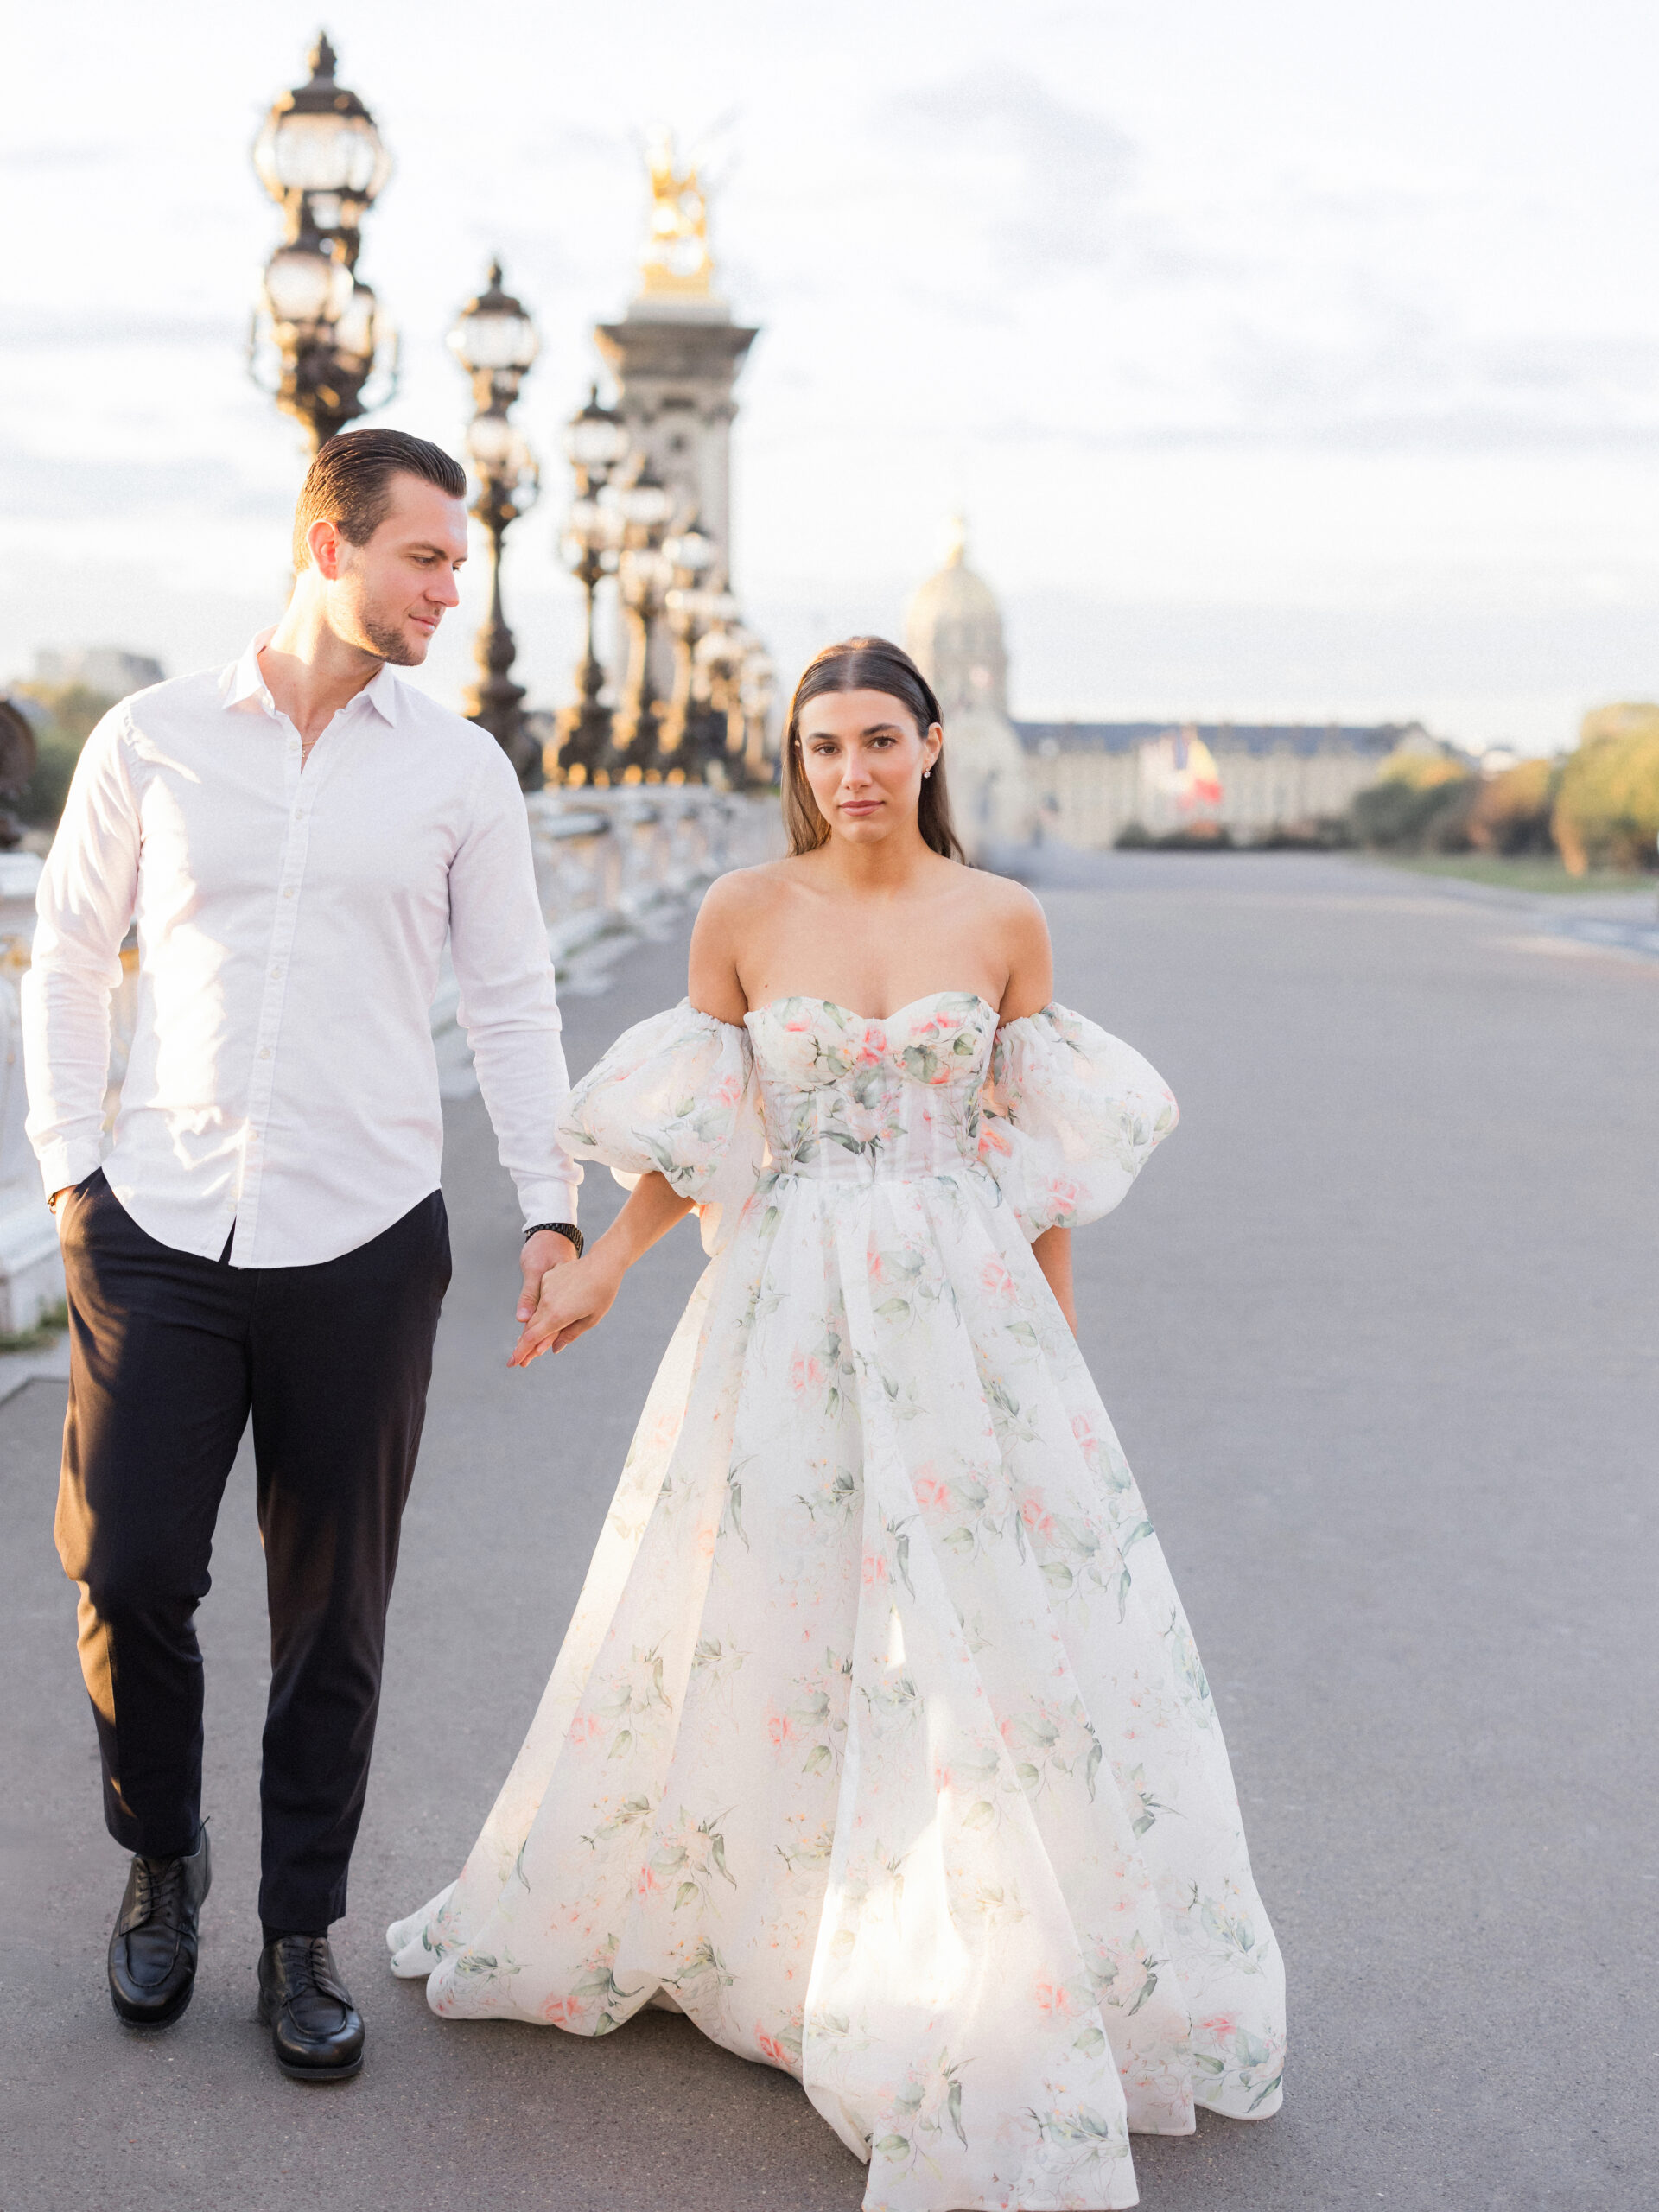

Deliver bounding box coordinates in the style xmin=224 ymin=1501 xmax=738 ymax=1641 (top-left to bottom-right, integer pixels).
xmin=957 ymin=863 xmax=1049 ymax=935
xmin=697 ymin=857 xmax=806 ymax=925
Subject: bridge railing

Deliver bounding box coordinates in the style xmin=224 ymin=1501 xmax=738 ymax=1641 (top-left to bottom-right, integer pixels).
xmin=0 ymin=788 xmax=780 ymax=1333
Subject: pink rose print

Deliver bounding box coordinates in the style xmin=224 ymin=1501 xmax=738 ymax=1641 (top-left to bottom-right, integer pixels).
xmin=912 ymin=1468 xmax=950 ymax=1512
xmin=1020 ymin=1491 xmax=1056 ymax=1541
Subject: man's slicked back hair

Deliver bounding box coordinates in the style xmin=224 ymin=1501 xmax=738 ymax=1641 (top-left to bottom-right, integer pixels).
xmin=292 ymin=428 xmax=467 ymax=570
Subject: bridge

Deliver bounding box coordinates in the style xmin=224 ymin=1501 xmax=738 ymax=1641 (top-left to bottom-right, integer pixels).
xmin=2 ymin=851 xmax=1652 ymax=2209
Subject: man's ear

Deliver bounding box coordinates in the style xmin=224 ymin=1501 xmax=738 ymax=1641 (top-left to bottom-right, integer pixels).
xmin=306 ymin=517 xmax=346 ymax=581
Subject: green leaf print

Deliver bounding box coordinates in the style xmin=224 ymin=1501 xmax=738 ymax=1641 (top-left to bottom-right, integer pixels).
xmin=947 ymin=2078 xmax=968 ymax=2147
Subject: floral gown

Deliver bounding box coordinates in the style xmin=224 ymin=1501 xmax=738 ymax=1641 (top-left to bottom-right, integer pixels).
xmin=388 ymin=993 xmax=1285 ymax=2210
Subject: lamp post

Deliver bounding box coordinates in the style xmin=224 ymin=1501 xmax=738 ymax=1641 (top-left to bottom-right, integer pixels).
xmin=605 ymin=465 xmax=675 ymax=781
xmin=552 ymin=388 xmax=630 ymax=786
xmin=449 ymin=260 xmax=542 ymax=789
xmin=690 ymin=595 xmax=748 ymax=785
xmin=658 ymin=518 xmax=717 ymax=777
xmin=250 ymin=33 xmax=397 ymax=452
xmin=740 ymin=645 xmax=779 ymax=786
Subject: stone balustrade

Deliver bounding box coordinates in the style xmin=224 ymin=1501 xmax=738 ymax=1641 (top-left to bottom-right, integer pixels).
xmin=0 ymin=788 xmax=779 ymax=1333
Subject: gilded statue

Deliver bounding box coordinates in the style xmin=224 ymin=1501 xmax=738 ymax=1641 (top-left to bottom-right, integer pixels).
xmin=639 ymin=126 xmax=715 ymax=298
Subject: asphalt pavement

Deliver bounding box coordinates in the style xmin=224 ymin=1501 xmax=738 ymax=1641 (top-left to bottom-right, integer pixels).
xmin=3 ymin=853 xmax=1656 ymax=2212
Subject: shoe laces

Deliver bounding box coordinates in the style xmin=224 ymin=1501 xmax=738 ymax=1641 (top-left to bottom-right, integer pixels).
xmin=130 ymin=1852 xmax=186 ymax=1927
xmin=279 ymin=1934 xmax=350 ymax=2008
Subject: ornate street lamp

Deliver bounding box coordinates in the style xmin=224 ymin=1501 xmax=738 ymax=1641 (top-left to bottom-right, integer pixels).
xmin=450 ymin=259 xmax=542 ymax=790
xmin=740 ymin=645 xmax=779 ymax=785
xmin=605 ymin=464 xmax=675 ymax=781
xmin=250 ymin=32 xmax=397 ymax=451
xmin=658 ymin=518 xmax=717 ymax=775
xmin=690 ymin=594 xmax=749 ymax=785
xmin=552 ymin=388 xmax=631 ymax=785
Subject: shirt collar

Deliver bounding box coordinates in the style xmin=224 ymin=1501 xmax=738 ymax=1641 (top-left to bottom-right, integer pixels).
xmin=222 ymin=628 xmax=403 ymax=729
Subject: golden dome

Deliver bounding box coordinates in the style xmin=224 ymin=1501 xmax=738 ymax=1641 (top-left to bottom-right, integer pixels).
xmin=905 ymin=518 xmax=1008 ymax=719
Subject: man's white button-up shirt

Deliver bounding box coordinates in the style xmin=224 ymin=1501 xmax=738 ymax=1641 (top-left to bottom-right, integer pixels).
xmin=22 ymin=632 xmax=581 ymax=1268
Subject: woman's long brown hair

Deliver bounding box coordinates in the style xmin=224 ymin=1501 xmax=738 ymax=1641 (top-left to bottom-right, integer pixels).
xmin=780 ymin=636 xmax=966 ymax=862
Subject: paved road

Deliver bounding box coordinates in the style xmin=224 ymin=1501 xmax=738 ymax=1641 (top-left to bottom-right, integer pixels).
xmin=3 ymin=855 xmax=1656 ymax=2212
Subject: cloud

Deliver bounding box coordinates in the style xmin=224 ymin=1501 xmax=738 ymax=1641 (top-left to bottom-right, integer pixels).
xmin=0 ymin=142 xmax=121 ymax=173
xmin=0 ymin=441 xmax=287 ymax=524
xmin=882 ymin=68 xmax=1135 ymax=276
xmin=0 ymin=308 xmax=243 ymax=350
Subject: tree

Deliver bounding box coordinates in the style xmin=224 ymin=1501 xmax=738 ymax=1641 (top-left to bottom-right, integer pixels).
xmin=10 ymin=682 xmax=117 ymax=827
xmin=1553 ymin=706 xmax=1659 ymax=874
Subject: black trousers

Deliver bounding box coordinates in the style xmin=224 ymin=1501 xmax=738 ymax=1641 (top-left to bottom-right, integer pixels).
xmin=54 ymin=1172 xmax=451 ymax=1931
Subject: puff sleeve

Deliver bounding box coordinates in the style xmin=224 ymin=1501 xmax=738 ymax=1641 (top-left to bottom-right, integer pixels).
xmin=976 ymin=1002 xmax=1178 ymax=1239
xmin=557 ymin=1001 xmax=766 ymax=1255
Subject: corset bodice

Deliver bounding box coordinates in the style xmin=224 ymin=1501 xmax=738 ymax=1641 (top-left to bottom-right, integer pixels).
xmin=744 ymin=993 xmax=996 ymax=1185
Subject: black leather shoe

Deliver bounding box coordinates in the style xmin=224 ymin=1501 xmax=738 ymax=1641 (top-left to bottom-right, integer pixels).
xmin=107 ymin=1824 xmax=212 ymax=2028
xmin=257 ymin=1935 xmax=365 ymax=2082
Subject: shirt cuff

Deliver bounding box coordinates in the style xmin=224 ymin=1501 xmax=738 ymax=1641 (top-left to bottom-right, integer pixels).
xmin=35 ymin=1140 xmax=101 ymax=1205
xmin=518 ymin=1180 xmax=580 ymax=1233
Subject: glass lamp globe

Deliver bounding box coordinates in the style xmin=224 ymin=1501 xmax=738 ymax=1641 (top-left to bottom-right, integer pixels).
xmin=331 ymin=279 xmax=385 ymax=366
xmin=618 ymin=473 xmax=672 ymax=531
xmin=664 ymin=524 xmax=715 ymax=576
xmin=566 ymin=388 xmax=631 ymax=474
xmin=252 ymin=35 xmax=391 ymax=207
xmin=262 ymin=240 xmax=352 ymax=328
xmin=466 ymin=416 xmax=536 ymax=493
xmin=449 ymin=260 xmax=539 ymax=375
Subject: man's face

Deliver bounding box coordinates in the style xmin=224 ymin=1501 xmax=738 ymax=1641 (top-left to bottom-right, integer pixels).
xmin=317 ymin=474 xmax=469 ymax=666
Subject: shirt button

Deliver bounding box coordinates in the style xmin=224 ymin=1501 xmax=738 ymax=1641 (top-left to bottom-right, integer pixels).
xmin=283 ymin=888 xmax=296 ymax=899
xmin=258 ymin=1047 xmax=272 ymax=1061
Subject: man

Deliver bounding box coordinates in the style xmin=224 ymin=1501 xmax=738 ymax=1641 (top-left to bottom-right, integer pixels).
xmin=22 ymin=428 xmax=585 ymax=2082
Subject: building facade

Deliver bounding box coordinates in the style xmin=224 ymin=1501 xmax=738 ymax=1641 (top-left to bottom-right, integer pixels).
xmin=1017 ymin=720 xmax=1413 ymax=847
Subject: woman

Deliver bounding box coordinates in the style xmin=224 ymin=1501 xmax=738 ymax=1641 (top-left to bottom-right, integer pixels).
xmin=389 ymin=639 xmax=1285 ymax=2209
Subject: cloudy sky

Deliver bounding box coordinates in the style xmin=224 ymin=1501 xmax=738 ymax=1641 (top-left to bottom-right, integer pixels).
xmin=4 ymin=0 xmax=1659 ymax=749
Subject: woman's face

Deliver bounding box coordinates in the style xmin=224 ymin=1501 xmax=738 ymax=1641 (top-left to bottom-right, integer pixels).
xmin=796 ymin=688 xmax=943 ymax=846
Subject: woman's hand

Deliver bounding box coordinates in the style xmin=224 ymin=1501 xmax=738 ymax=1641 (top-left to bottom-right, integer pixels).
xmin=509 ymin=1250 xmax=623 ymax=1366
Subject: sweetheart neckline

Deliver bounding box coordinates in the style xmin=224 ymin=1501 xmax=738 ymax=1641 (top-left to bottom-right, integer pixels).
xmin=746 ymin=990 xmax=1000 ymax=1029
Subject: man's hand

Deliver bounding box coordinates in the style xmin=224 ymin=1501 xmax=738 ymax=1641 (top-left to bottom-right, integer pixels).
xmin=510 ymin=1249 xmax=620 ymax=1368
xmin=518 ymin=1228 xmax=580 ymax=1327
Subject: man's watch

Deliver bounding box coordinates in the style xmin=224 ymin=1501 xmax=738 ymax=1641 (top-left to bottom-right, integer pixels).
xmin=523 ymin=1221 xmax=582 ymax=1259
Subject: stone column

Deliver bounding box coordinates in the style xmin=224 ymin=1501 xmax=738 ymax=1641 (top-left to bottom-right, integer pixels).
xmin=594 ymin=300 xmax=758 ymax=702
